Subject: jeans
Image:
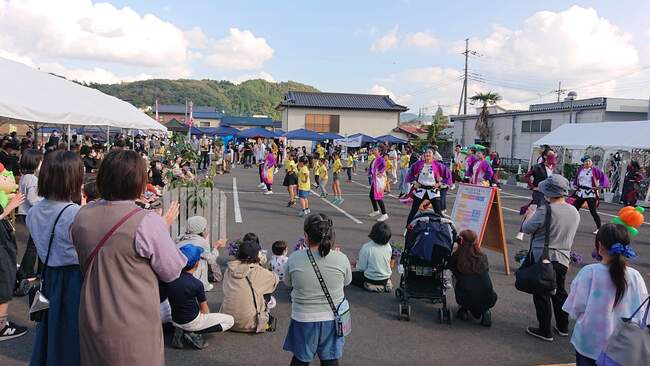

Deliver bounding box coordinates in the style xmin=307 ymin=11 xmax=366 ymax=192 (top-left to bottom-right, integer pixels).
xmin=369 ymin=185 xmax=386 ymax=214
xmin=345 ymin=167 xmax=352 ymax=181
xmin=200 ymin=151 xmax=209 ymax=170
xmin=398 ymin=168 xmax=408 ymax=195
xmin=532 ymin=261 xmax=569 ymax=336
xmin=319 ymin=180 xmax=328 ymax=196
xmin=440 ymin=188 xmax=448 ymax=211
xmin=572 ymin=197 xmax=601 ymax=229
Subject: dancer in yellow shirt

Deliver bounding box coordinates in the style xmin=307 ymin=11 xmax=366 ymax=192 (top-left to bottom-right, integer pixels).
xmin=297 ymin=156 xmax=311 ymax=216
xmin=331 ymin=153 xmax=344 ymax=204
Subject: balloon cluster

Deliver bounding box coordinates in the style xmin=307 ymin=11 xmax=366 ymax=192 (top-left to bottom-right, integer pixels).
xmin=611 ymin=206 xmax=645 ymax=236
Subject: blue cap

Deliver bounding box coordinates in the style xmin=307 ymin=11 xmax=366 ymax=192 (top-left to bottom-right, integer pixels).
xmin=179 ymin=244 xmax=204 ymax=268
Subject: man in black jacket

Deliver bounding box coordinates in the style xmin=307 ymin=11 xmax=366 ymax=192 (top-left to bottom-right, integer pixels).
xmin=524 ymin=149 xmax=557 ymax=206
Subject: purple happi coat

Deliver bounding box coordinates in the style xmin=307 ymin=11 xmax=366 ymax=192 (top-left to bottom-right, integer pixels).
xmin=262 ymin=153 xmax=276 ymax=185
xmin=573 ymin=166 xmax=609 ymax=189
xmin=470 ymin=159 xmax=494 ymax=185
xmin=370 ymin=155 xmax=386 ymax=200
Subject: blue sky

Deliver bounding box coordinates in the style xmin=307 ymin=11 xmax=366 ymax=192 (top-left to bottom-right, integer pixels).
xmin=1 ymin=0 xmax=649 ymax=113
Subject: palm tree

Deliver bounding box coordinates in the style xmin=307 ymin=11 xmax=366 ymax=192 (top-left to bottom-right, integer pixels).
xmin=469 ymin=91 xmax=502 ymax=142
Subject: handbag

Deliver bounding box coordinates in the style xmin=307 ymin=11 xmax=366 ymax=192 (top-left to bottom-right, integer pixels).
xmin=305 ymin=248 xmax=351 ymax=337
xmin=28 ymin=204 xmax=74 ymax=322
xmin=598 ymin=296 xmax=650 ymax=366
xmin=515 ymin=204 xmax=557 ymax=295
xmin=245 ymin=276 xmax=271 ymax=333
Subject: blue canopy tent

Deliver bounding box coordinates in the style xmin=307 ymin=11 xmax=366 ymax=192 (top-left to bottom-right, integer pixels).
xmin=375 ymin=134 xmax=407 ymax=144
xmin=283 ymin=128 xmax=323 ymax=141
xmin=189 ymin=126 xmax=204 ymax=136
xmin=349 ymin=133 xmax=377 ymax=144
xmin=202 ymin=126 xmax=239 ymax=137
xmin=237 ymin=127 xmax=276 ymax=139
xmin=319 ymin=132 xmax=343 ymax=140
xmin=273 ymin=129 xmax=286 ymax=137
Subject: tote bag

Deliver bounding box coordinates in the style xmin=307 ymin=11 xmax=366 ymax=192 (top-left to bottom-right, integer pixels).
xmin=598 ymin=296 xmax=650 ymax=366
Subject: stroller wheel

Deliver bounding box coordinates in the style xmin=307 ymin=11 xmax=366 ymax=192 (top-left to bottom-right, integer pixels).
xmin=398 ymin=303 xmax=411 ymax=321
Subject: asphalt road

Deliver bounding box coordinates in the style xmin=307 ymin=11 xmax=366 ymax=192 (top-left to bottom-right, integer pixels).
xmin=2 ymin=165 xmax=649 ymax=366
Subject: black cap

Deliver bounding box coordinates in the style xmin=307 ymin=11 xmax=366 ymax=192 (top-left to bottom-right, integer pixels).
xmin=238 ymin=240 xmax=261 ymax=260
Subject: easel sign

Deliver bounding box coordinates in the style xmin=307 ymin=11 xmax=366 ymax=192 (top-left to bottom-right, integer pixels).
xmin=450 ymin=183 xmax=511 ymax=274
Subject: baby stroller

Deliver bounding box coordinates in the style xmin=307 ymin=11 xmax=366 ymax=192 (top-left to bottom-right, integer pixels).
xmin=396 ymin=211 xmax=457 ymax=323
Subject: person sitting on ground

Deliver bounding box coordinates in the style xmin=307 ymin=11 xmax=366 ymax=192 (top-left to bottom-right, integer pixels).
xmin=269 ymin=240 xmax=289 ymax=282
xmin=168 ymin=244 xmax=234 ymax=350
xmin=448 ymin=229 xmax=497 ymax=327
xmin=220 ymin=239 xmax=279 ymax=333
xmin=562 ymin=223 xmax=648 ymax=365
xmin=350 ymin=222 xmax=393 ymax=293
xmin=176 ymin=216 xmax=225 ymax=292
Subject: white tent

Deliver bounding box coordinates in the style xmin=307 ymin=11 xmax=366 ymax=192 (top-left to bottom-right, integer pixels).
xmin=0 ymin=57 xmax=166 ymax=132
xmin=534 ymin=120 xmax=650 ymax=150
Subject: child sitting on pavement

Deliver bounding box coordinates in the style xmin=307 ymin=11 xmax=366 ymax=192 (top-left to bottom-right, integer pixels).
xmin=176 ymin=216 xmax=225 ymax=291
xmin=350 ymin=222 xmax=393 ymax=293
xmin=168 ymin=244 xmax=234 ymax=349
xmin=269 ymin=240 xmax=289 ymax=282
xmin=448 ymin=229 xmax=498 ymax=327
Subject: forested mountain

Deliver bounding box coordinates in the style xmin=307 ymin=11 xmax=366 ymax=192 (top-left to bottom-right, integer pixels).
xmin=87 ymin=79 xmax=319 ymax=120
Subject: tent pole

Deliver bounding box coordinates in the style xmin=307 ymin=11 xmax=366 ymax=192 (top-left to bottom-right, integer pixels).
xmin=106 ymin=126 xmax=110 ymax=149
xmin=561 ymin=147 xmax=567 ymax=175
xmin=67 ymin=124 xmax=71 ymax=151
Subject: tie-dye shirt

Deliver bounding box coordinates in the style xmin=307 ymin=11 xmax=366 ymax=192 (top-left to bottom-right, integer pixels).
xmin=562 ymin=263 xmax=648 ymax=360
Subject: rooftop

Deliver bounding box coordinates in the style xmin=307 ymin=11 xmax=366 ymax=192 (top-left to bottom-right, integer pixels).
xmin=157 ymin=104 xmax=222 ymax=114
xmin=221 ymin=115 xmax=274 ymax=127
xmin=277 ymin=91 xmax=408 ymax=112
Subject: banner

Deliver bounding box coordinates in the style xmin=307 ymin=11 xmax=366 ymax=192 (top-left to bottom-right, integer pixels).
xmin=334 ymin=135 xmax=362 ymax=148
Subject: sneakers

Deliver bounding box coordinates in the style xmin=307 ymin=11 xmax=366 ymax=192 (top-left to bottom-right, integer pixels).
xmin=264 ymin=190 xmax=273 ymax=195
xmin=298 ymin=210 xmax=306 ymax=217
xmin=257 ymin=183 xmax=265 ymax=188
xmin=336 ymin=197 xmax=344 ymax=205
xmin=515 ymin=232 xmax=525 ymax=241
xmin=0 ymin=321 xmax=28 ymax=342
xmin=593 ymin=229 xmax=599 ymax=235
xmin=554 ymin=325 xmax=569 ymax=337
xmin=481 ymin=310 xmax=492 ymax=327
xmin=369 ymin=211 xmax=381 ymax=217
xmin=526 ymin=327 xmax=553 ymax=342
xmin=305 ymin=208 xmax=311 ymax=215
xmin=377 ymin=214 xmax=389 ymax=222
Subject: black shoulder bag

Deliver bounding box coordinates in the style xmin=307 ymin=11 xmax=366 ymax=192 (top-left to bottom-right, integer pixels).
xmin=515 ymin=204 xmax=557 ymax=295
xmin=305 ymin=249 xmax=351 ymax=337
xmin=28 ymin=204 xmax=74 ymax=322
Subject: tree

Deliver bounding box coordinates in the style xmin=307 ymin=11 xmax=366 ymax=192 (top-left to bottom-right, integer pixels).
xmin=426 ymin=107 xmax=449 ymax=145
xmin=469 ymin=91 xmax=501 ymax=142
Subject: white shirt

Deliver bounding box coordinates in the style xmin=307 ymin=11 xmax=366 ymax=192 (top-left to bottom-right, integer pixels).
xmin=388 ymin=150 xmax=398 ymax=160
xmin=415 ymin=163 xmax=440 ymax=199
xmin=256 ymin=143 xmax=266 ymax=161
xmin=577 ymin=168 xmax=595 ymax=198
xmin=545 ymin=166 xmax=553 ymax=178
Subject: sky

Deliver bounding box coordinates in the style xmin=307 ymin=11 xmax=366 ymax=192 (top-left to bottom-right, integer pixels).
xmin=1 ymin=0 xmax=650 ymax=114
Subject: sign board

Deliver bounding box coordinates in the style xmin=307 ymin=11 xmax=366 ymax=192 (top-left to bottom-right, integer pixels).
xmin=450 ymin=183 xmax=511 ymax=274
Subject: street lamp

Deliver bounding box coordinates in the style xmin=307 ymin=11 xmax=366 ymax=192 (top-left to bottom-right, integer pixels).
xmin=566 ymin=91 xmax=577 ymax=124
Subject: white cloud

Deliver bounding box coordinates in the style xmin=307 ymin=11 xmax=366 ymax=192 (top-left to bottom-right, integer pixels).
xmin=458 ymin=6 xmax=639 ymax=96
xmin=229 ymin=71 xmax=276 ymax=85
xmin=405 ymin=31 xmax=439 ymax=49
xmin=370 ymin=26 xmax=399 ymax=53
xmin=0 ymin=0 xmax=189 ymax=68
xmin=204 ymin=28 xmax=274 ymax=70
xmin=369 ymin=84 xmax=413 ymax=106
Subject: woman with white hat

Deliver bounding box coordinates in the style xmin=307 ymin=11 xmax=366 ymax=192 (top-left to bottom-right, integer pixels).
xmin=177 ymin=216 xmax=225 ymax=292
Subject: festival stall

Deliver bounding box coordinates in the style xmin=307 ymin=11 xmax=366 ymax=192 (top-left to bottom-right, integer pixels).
xmin=534 ymin=120 xmax=650 ymax=205
xmin=282 ymin=128 xmax=323 ymax=141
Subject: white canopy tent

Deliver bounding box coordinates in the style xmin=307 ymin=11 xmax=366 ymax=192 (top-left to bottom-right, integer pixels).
xmin=534 ymin=121 xmax=650 ymax=150
xmin=0 ymin=57 xmax=165 ymax=132
xmin=534 ymin=120 xmax=650 ymax=204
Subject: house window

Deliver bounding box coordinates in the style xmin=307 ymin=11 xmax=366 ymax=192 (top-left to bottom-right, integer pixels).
xmin=521 ymin=119 xmax=551 ymax=133
xmin=305 ymin=114 xmax=340 ymax=133
xmin=200 ymin=121 xmax=211 ymax=127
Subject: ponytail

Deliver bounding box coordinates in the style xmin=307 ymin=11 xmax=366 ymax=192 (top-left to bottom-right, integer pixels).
xmin=596 ymin=224 xmax=630 ymax=308
xmin=304 ymin=213 xmax=336 ymax=257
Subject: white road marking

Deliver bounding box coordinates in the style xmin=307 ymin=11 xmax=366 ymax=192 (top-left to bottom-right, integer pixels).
xmin=310 ymin=190 xmax=363 ymax=224
xmin=219 ymin=191 xmax=227 ymax=239
xmin=232 ymin=178 xmax=243 ymax=223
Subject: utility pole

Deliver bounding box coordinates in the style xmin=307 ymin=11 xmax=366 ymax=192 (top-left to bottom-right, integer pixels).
xmin=551 ymin=81 xmax=567 ymax=102
xmin=457 ymin=38 xmax=479 ymax=115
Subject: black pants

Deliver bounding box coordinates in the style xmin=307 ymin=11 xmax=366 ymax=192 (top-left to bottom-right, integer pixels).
xmin=258 ymin=164 xmax=264 ymax=183
xmin=532 ymin=261 xmax=569 ymax=336
xmin=345 ymin=167 xmax=352 ymax=181
xmin=314 ymin=175 xmax=320 ymax=187
xmin=369 ymin=185 xmax=386 ymax=214
xmin=200 ymin=151 xmax=209 ymax=170
xmin=572 ymin=197 xmax=601 ymax=228
xmin=575 ymin=351 xmax=597 ymax=366
xmin=440 ymin=188 xmax=448 ymax=211
xmin=406 ymin=192 xmax=442 ymax=226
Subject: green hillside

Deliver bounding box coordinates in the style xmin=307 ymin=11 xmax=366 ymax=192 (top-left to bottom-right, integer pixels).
xmin=87 ymin=79 xmax=319 ymax=120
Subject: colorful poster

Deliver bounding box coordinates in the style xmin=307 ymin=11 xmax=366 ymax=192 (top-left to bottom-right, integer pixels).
xmin=450 ymin=183 xmax=496 ymax=244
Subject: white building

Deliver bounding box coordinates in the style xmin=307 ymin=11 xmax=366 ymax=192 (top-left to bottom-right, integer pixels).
xmin=276 ymin=91 xmax=408 ymax=139
xmin=451 ymin=97 xmax=650 ymax=160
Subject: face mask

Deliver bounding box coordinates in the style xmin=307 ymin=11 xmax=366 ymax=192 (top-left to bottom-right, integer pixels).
xmin=545 ymin=155 xmax=557 ymax=166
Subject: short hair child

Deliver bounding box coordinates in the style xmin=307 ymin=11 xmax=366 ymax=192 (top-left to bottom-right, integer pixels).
xmin=271 ymin=240 xmax=288 ymax=256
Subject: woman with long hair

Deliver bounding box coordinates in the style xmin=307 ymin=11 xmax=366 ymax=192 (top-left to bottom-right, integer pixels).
xmin=563 ymin=223 xmax=648 ymax=366
xmin=368 ymin=147 xmax=388 ymax=222
xmin=283 ymin=213 xmax=352 ymax=366
xmin=449 ymin=230 xmax=497 ymax=327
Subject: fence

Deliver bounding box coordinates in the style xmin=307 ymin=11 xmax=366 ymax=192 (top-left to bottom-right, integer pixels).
xmin=160 ymin=186 xmax=227 ymax=241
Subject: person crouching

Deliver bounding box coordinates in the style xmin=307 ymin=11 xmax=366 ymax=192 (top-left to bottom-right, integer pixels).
xmin=449 ymin=229 xmax=498 ymax=326
xmin=351 ymin=222 xmax=393 ymax=292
